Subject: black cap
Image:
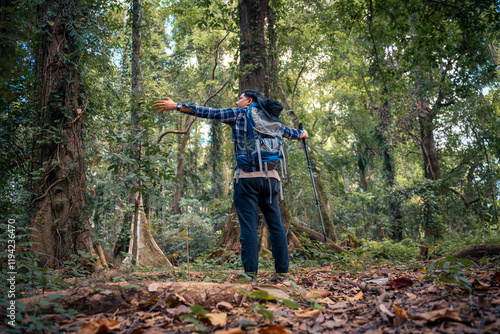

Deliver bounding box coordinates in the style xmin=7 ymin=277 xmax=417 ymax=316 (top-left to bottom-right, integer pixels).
xmin=257 ymin=96 xmax=283 ymax=122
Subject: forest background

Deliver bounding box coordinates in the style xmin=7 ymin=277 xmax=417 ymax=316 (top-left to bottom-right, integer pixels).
xmin=1 ymin=0 xmax=500 ymax=298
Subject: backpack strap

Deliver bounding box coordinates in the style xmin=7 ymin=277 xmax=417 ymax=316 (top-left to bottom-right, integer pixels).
xmin=255 ymin=135 xmax=264 ymax=175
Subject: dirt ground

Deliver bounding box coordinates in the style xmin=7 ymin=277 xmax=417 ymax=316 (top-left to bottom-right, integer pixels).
xmin=7 ymin=260 xmax=500 ymax=334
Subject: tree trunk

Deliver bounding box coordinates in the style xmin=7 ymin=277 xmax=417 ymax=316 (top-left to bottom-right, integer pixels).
xmin=210 ymin=121 xmax=224 ymax=198
xmin=125 ymin=194 xmax=172 ymax=267
xmin=172 ymin=122 xmax=191 ymax=214
xmin=451 ymin=244 xmax=500 ymax=259
xmin=126 ymin=0 xmax=169 ymax=265
xmin=417 ymin=97 xmax=442 ymax=240
xmin=238 ymin=0 xmax=269 ymax=93
xmin=418 ymin=101 xmax=441 ymax=181
xmin=377 ymin=98 xmax=403 ymax=241
xmin=129 ymin=0 xmax=143 ymax=265
xmin=29 ymin=0 xmax=94 ymax=267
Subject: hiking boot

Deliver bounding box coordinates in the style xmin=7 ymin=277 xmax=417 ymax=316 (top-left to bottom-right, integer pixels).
xmin=270 ymin=273 xmax=289 ymax=283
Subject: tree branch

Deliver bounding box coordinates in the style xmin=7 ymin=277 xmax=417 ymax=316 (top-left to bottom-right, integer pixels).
xmin=157 ymin=30 xmax=232 ymax=143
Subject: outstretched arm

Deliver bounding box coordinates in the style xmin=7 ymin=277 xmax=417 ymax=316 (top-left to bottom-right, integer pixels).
xmin=153 ymin=97 xmax=193 ymax=113
xmin=154 ymin=97 xmax=240 ymax=124
xmin=281 ymin=125 xmax=308 ymax=140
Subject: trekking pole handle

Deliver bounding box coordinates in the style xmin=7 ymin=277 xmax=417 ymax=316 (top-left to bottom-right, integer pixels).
xmin=299 ymin=123 xmax=311 ymax=166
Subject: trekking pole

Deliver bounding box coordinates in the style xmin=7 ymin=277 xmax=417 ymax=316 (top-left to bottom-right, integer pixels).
xmin=299 ymin=123 xmax=327 ymax=242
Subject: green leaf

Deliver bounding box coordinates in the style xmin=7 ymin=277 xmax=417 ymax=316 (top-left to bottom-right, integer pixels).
xmin=282 ymin=299 xmax=299 ymax=310
xmin=257 ymin=304 xmax=273 ymax=322
xmin=250 ymin=290 xmax=271 ymax=300
xmin=189 ymin=304 xmax=206 ymax=315
xmin=313 ymin=303 xmax=324 ymax=310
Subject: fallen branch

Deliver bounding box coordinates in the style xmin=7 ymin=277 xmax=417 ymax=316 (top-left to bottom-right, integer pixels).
xmin=19 ymin=281 xmax=248 ymax=315
xmin=291 ymin=222 xmax=348 ymax=253
xmin=450 ymin=244 xmax=500 ymax=259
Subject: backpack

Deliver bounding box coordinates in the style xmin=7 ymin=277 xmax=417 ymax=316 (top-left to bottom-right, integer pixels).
xmin=235 ymin=106 xmax=287 ymax=176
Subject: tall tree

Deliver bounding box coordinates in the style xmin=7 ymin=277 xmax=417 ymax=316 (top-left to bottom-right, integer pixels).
xmin=238 ymin=0 xmax=269 ymax=93
xmin=29 ymin=0 xmax=94 ymax=266
xmin=127 ymin=0 xmax=170 ymax=267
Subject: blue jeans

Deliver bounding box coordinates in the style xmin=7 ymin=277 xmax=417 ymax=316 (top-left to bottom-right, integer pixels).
xmin=233 ymin=177 xmax=289 ymax=275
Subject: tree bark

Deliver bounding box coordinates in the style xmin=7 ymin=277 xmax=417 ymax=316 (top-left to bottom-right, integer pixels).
xmin=238 ymin=0 xmax=269 ymax=93
xmin=417 ymin=97 xmax=442 ymax=240
xmin=125 ymin=194 xmax=172 ymax=267
xmin=29 ymin=0 xmax=94 ymax=267
xmin=451 ymin=244 xmax=500 ymax=259
xmin=417 ymin=100 xmax=441 ymax=181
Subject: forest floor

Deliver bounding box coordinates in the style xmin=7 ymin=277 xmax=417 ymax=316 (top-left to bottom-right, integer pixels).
xmin=6 ymin=255 xmax=500 ymax=334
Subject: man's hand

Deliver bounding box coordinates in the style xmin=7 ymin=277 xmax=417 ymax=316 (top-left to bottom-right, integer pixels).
xmin=299 ymin=130 xmax=308 ymax=139
xmin=153 ymin=97 xmax=177 ymax=113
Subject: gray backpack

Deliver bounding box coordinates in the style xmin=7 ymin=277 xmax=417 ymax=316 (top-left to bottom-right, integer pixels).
xmin=235 ymin=106 xmax=288 ymax=200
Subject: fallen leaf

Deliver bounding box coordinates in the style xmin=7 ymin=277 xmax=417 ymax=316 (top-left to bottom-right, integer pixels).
xmin=347 ymin=291 xmax=363 ymax=301
xmin=492 ymin=271 xmax=500 ymax=284
xmin=491 ymin=298 xmax=500 ymax=305
xmin=411 ymin=308 xmax=462 ymax=322
xmin=293 ymin=309 xmax=322 ymax=318
xmin=366 ymin=278 xmax=389 ymax=284
xmin=170 ymin=304 xmax=190 ymax=316
xmin=258 ymin=325 xmax=288 ymax=333
xmin=386 ymin=277 xmax=413 ymax=289
xmin=256 ymin=286 xmax=290 ymax=300
xmin=405 ymin=292 xmax=418 ymax=299
xmin=323 ymin=319 xmax=347 ymax=328
xmin=206 ymin=313 xmax=227 ymax=327
xmin=148 ymin=283 xmax=158 ymax=292
xmin=379 ymin=303 xmax=395 ymax=317
xmin=78 ymin=319 xmax=121 ymax=334
xmin=315 ymin=297 xmax=335 ymax=305
xmin=216 ymin=301 xmax=233 ymax=311
xmin=214 ymin=328 xmax=245 ymax=334
xmin=393 ymin=303 xmax=408 ymax=320
xmin=305 ymin=289 xmax=330 ymax=299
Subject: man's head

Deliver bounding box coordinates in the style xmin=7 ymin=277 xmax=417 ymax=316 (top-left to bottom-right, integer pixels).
xmin=238 ymin=89 xmax=283 ymax=122
xmin=236 ymin=89 xmax=263 ymax=108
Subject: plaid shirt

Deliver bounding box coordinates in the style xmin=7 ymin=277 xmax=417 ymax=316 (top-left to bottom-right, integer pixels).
xmin=180 ymin=103 xmax=304 ymax=158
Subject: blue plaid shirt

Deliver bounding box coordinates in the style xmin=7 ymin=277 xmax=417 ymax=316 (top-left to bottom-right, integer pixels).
xmin=179 ymin=103 xmax=304 ymax=158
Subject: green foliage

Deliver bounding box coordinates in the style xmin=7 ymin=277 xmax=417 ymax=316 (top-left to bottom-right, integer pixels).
xmin=425 ymin=256 xmax=480 ymax=291
xmin=356 ymin=238 xmax=421 ymax=261
xmin=157 ymin=199 xmax=221 ymax=262
xmin=432 ymin=229 xmax=500 ymax=258
xmin=179 ymin=304 xmax=208 ymax=332
xmin=1 ymin=0 xmax=499 ymax=275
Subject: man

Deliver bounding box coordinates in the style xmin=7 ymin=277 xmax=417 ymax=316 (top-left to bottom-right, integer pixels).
xmin=153 ymin=90 xmax=308 ymax=281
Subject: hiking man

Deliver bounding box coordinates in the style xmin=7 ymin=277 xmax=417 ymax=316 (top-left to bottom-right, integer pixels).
xmin=153 ymin=90 xmax=308 ymax=281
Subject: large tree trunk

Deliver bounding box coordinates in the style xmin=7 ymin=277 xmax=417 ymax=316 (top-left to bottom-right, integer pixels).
xmin=29 ymin=0 xmax=94 ymax=267
xmin=417 ymin=97 xmax=442 ymax=240
xmin=238 ymin=0 xmax=269 ymax=93
xmin=125 ymin=194 xmax=172 ymax=267
xmin=127 ymin=0 xmax=169 ymax=266
xmin=418 ymin=100 xmax=441 ymax=181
